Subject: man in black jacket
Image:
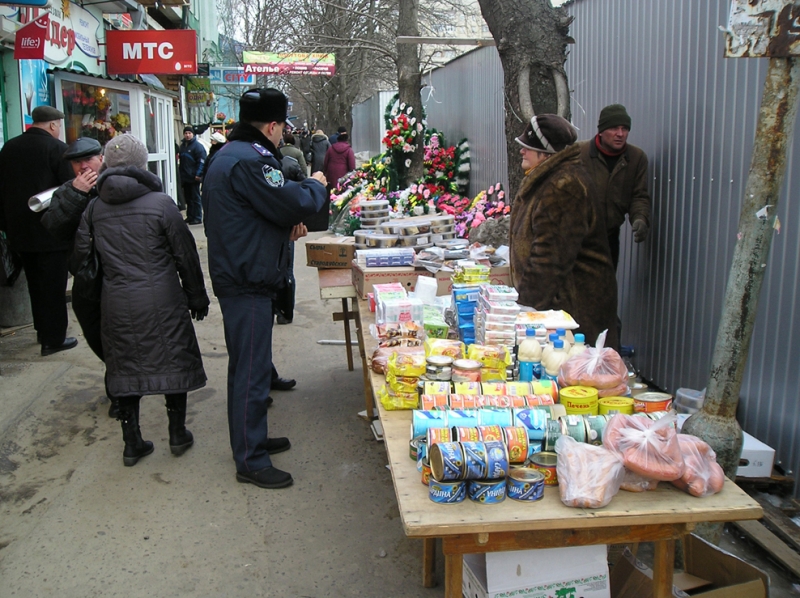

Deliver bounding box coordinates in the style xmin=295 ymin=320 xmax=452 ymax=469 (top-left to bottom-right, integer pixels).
xmin=0 ymin=106 xmax=76 ymax=356
xmin=178 ymin=126 xmax=207 ymax=225
xmin=202 ymin=88 xmax=327 ymax=489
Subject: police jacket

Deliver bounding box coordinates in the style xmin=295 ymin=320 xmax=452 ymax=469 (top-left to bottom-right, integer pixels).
xmin=202 ymin=122 xmax=328 ymax=299
xmin=179 ymin=137 xmax=207 ymax=181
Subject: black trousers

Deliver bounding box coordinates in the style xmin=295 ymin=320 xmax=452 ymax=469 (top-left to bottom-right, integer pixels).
xmin=19 ymin=250 xmax=69 ymax=346
xmin=607 ymin=228 xmax=621 ymax=271
xmin=183 ymin=183 xmax=202 ymax=223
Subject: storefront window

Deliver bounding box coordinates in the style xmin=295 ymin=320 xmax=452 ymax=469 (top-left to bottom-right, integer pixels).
xmin=61 ymin=81 xmax=132 ymax=144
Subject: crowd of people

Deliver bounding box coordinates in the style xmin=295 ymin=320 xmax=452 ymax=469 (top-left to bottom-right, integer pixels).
xmin=0 ymin=91 xmax=649 ymax=488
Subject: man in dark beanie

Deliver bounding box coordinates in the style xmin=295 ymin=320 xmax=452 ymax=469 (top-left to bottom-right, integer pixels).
xmin=578 ymin=104 xmax=651 ymax=269
xmin=178 ymin=125 xmax=207 ymax=225
xmin=509 ymin=114 xmax=619 ymax=350
xmin=202 ymin=88 xmax=328 ymax=489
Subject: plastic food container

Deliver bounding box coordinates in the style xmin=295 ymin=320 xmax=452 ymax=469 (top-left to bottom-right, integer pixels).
xmin=451 ymin=359 xmax=482 ymax=382
xmin=365 ymin=233 xmax=399 ymax=248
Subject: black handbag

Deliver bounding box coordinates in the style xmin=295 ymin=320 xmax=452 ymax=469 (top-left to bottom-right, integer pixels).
xmin=274 ymin=277 xmax=295 ymax=322
xmin=74 ymin=199 xmax=103 ymax=302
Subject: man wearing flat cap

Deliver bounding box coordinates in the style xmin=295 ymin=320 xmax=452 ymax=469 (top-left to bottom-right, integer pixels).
xmin=0 ymin=106 xmax=77 ymax=356
xmin=578 ymin=104 xmax=651 ymax=269
xmin=202 ymin=87 xmax=328 ymax=489
xmin=509 ymin=114 xmax=619 ymax=350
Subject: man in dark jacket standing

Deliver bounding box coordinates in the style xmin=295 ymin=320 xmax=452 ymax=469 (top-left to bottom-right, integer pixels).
xmin=578 ymin=104 xmax=651 ymax=269
xmin=0 ymin=106 xmax=76 ymax=356
xmin=179 ymin=126 xmax=207 ymax=225
xmin=202 ymin=88 xmax=328 ymax=489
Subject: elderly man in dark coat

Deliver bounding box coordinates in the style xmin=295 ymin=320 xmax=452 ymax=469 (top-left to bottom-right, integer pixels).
xmin=509 ymin=114 xmax=619 ymax=349
xmin=73 ymin=134 xmax=210 ymax=467
xmin=0 ymin=106 xmax=76 ymax=355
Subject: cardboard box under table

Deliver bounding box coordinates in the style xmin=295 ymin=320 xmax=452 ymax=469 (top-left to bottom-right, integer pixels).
xmin=357 ymin=298 xmax=763 ymax=598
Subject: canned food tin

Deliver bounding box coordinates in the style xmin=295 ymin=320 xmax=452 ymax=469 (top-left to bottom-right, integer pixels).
xmin=634 ymin=392 xmax=674 ymax=413
xmin=503 ymin=426 xmax=530 ymax=464
xmin=529 ymin=451 xmax=559 ymax=486
xmin=484 ymin=440 xmax=510 ymax=479
xmin=421 ymin=458 xmax=432 ymax=486
xmin=488 ymin=395 xmax=512 ymax=408
xmin=416 ymin=438 xmax=428 ymax=471
xmin=423 ymin=381 xmax=452 ymax=396
xmin=478 ymin=407 xmax=514 ymax=427
xmin=508 ymin=395 xmax=528 ymax=408
xmin=448 ymin=394 xmax=465 ymax=409
xmin=481 ymin=382 xmax=507 ymax=395
xmin=410 ymin=436 xmax=424 ymax=461
xmin=453 ymin=381 xmax=481 ymax=395
xmin=429 ymin=480 xmax=467 ymax=503
xmin=507 ymin=468 xmax=545 ymax=501
xmin=451 ymin=359 xmax=483 ymax=382
xmin=559 ymin=414 xmax=588 ymax=443
xmin=420 ymin=394 xmax=449 ymax=411
xmin=461 ymin=441 xmax=488 ymax=479
xmin=460 ymin=394 xmax=479 ymax=410
xmin=560 ymin=386 xmax=600 ymax=415
xmin=426 ymin=355 xmax=454 ymax=381
xmin=646 ymin=411 xmax=676 ymax=426
xmin=452 ymin=426 xmax=481 ymax=442
xmin=429 ymin=442 xmax=465 ymax=482
xmin=531 ymin=379 xmax=559 ymax=402
xmin=543 ymin=418 xmax=562 ymax=452
xmin=446 ymin=409 xmax=480 ymax=429
xmin=467 ymin=479 xmax=507 ymax=504
xmin=411 ymin=410 xmax=448 ymax=438
xmin=584 ymin=415 xmax=608 ymax=445
xmin=525 ymin=393 xmax=555 ymax=406
xmin=426 ymin=427 xmax=452 ymax=447
xmin=477 ymin=425 xmax=504 ymax=442
xmin=513 ymin=407 xmax=548 ymax=441
xmin=549 ymin=404 xmax=568 ymax=420
xmin=598 ymin=396 xmax=635 ymax=415
xmin=505 ymin=381 xmax=532 ymax=396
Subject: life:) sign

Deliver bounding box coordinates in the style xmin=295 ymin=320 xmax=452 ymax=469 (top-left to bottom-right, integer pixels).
xmin=106 ymin=30 xmax=197 ymax=75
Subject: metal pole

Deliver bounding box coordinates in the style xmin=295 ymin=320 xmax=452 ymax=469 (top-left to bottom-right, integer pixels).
xmin=683 ymin=56 xmax=800 ymax=483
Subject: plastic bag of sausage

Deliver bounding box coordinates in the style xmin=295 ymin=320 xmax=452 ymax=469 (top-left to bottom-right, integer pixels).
xmin=555 ymin=435 xmax=625 ymax=508
xmin=603 ymin=413 xmax=685 ymax=481
xmin=557 ymin=330 xmax=628 ymax=394
xmin=671 ymin=434 xmax=726 ymax=497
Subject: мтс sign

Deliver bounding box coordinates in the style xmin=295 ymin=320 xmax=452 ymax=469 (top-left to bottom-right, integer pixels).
xmin=106 ymin=30 xmax=197 ymax=74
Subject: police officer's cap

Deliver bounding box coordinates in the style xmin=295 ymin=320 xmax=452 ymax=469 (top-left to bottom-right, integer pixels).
xmin=63 ymin=137 xmax=102 ymax=161
xmin=239 ymin=88 xmax=289 ymax=124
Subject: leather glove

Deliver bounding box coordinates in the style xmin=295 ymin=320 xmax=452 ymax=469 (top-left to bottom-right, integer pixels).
xmin=632 ymin=219 xmax=648 ymax=243
xmin=190 ymin=306 xmax=209 ymax=321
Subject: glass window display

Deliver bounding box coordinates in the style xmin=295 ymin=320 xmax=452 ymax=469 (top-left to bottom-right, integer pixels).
xmin=62 ymin=81 xmax=131 ymax=144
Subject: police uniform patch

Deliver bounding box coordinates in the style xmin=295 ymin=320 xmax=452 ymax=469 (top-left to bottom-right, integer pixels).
xmin=262 ymin=165 xmax=285 ymax=187
xmin=251 ymin=142 xmax=273 ymax=157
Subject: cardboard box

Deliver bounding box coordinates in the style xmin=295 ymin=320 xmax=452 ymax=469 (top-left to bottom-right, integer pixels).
xmin=350 ymin=262 xmax=433 ymax=299
xmin=737 ymin=431 xmax=775 ymax=478
xmin=435 ymin=265 xmax=512 ymax=296
xmin=462 ymin=545 xmax=610 ymax=598
xmin=609 ymin=534 xmax=768 ymax=598
xmin=305 ymin=236 xmax=355 ymax=268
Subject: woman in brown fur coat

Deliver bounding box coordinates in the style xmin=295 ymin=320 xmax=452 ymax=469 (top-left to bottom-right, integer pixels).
xmin=509 ymin=115 xmax=619 ymax=349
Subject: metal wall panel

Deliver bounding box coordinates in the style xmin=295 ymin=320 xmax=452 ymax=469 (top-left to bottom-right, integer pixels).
xmin=568 ymin=0 xmax=800 ymax=491
xmin=351 ymin=90 xmax=397 ymax=158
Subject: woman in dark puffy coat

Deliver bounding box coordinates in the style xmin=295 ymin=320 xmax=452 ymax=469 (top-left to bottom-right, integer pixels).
xmin=73 ymin=134 xmax=210 ymax=467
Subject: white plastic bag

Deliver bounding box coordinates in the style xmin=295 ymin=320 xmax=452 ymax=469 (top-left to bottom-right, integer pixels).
xmin=555 ymin=435 xmax=625 ymax=508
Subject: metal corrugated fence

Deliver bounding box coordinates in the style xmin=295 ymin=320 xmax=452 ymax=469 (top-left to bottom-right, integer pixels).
xmin=567 ymin=0 xmax=799 ymax=490
xmin=351 ymin=90 xmax=397 ymax=158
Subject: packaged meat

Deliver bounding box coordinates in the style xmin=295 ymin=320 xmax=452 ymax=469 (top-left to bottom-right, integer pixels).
xmin=557 ymin=329 xmax=627 ymax=391
xmin=619 ymin=469 xmax=660 ymax=492
xmin=671 ymin=434 xmax=726 ymax=497
xmin=603 ymin=413 xmax=685 ymax=481
xmin=555 ymin=435 xmax=625 ymax=508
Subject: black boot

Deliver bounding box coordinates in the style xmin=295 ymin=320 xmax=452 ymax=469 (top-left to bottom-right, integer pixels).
xmin=118 ymin=398 xmax=154 ymax=467
xmin=107 ymin=396 xmax=119 ymax=419
xmin=166 ymin=394 xmax=193 ymax=456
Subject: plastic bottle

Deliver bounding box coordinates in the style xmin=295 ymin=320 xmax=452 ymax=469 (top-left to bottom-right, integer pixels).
xmin=518 ymin=328 xmax=543 ymax=381
xmin=535 ymin=328 xmax=548 ymax=347
xmin=568 ymin=333 xmax=587 ymax=358
xmin=543 ymin=339 xmax=569 ymax=381
xmin=541 ymin=333 xmax=559 ymax=363
xmin=556 ymin=328 xmax=572 ymax=353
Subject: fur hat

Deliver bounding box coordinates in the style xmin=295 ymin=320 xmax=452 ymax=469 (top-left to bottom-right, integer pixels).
xmin=597 ymin=104 xmax=631 ymax=132
xmin=239 ymin=88 xmax=289 ymax=124
xmin=102 ymin=134 xmax=148 ymax=170
xmin=32 ymin=106 xmax=64 ymax=123
xmin=515 ymin=114 xmax=577 ymax=154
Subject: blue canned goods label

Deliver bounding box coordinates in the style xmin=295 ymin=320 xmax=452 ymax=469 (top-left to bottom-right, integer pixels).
xmin=484 ymin=440 xmax=509 ymax=479
xmin=507 ymin=474 xmax=545 ymax=501
xmin=429 ymin=480 xmax=467 ymax=503
xmin=430 ymin=442 xmax=464 ymax=481
xmin=412 ymin=410 xmax=448 ymax=438
xmin=467 ymin=479 xmax=506 ymax=504
xmin=478 ymin=407 xmax=513 ymax=427
xmin=513 ymin=408 xmax=548 ymax=440
xmin=446 ymin=409 xmax=480 ymax=429
xmin=461 ymin=441 xmax=488 ymax=479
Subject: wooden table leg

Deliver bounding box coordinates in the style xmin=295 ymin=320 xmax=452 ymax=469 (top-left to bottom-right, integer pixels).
xmin=352 ymin=299 xmax=375 ymax=420
xmin=653 ymin=538 xmax=676 ymax=598
xmin=422 ymin=538 xmax=436 ymax=588
xmin=444 ymin=551 xmax=463 ymax=598
xmin=341 ymin=298 xmax=354 ymax=371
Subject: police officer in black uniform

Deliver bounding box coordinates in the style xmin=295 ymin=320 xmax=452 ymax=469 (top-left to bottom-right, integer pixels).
xmin=202 ymin=88 xmax=328 ymax=489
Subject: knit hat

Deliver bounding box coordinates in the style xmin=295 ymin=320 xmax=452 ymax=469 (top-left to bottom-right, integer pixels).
xmin=239 ymin=87 xmax=289 ymax=124
xmin=515 ymin=114 xmax=577 ymax=154
xmin=597 ymin=104 xmax=631 ymax=132
xmin=183 ymin=125 xmax=194 ymax=133
xmin=102 ymin=134 xmax=148 ymax=170
xmin=64 ymin=137 xmax=102 ymax=161
xmin=32 ymin=105 xmax=64 ymax=123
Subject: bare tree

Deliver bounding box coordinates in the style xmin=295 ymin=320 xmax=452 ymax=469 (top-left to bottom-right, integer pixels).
xmin=476 ymin=0 xmax=573 ymax=198
xmin=396 ymin=0 xmax=424 ymax=185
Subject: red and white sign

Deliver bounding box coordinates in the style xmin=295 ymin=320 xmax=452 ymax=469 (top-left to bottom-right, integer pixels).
xmin=106 ymin=30 xmax=197 ymax=75
xmin=14 ymin=13 xmax=49 ymax=60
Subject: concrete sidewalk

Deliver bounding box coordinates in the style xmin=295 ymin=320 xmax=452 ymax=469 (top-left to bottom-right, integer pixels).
xmin=0 ymin=229 xmax=444 ymax=597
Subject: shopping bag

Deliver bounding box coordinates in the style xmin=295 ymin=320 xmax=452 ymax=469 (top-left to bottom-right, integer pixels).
xmin=0 ymin=232 xmax=22 ymax=287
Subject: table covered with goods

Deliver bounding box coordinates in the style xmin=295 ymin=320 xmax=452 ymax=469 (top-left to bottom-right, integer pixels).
xmin=356 ymin=265 xmax=762 ymax=598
